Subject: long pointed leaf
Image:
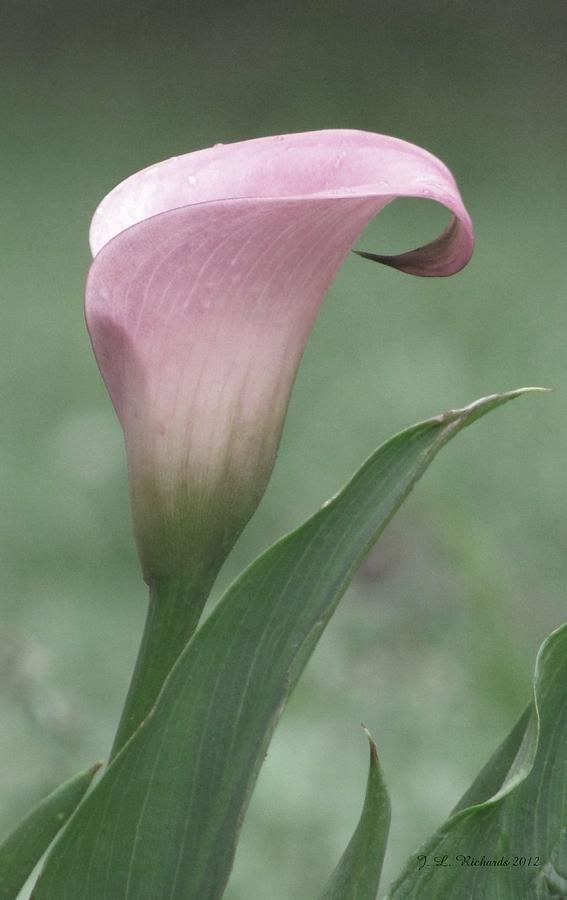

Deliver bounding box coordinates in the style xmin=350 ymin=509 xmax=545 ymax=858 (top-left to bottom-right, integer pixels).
xmin=385 ymin=622 xmax=567 ymax=899
xmin=34 ymin=389 xmax=538 ymax=900
xmin=451 ymin=706 xmax=532 ymax=815
xmin=318 ymin=728 xmax=391 ymax=900
xmin=0 ymin=764 xmax=100 ymax=900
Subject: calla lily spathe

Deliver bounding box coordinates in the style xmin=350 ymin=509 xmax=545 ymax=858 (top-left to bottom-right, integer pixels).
xmin=87 ymin=129 xmax=473 ymax=590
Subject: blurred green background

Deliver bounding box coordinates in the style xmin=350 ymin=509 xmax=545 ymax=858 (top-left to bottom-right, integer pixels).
xmin=2 ymin=1 xmax=566 ymax=896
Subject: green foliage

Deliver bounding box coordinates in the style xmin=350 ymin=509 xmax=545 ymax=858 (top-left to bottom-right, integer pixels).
xmin=318 ymin=729 xmax=390 ymax=900
xmin=386 ymin=623 xmax=567 ymax=899
xmin=0 ymin=765 xmax=99 ymax=900
xmin=3 ymin=12 xmax=566 ymax=896
xmin=33 ymin=390 xmax=532 ymax=899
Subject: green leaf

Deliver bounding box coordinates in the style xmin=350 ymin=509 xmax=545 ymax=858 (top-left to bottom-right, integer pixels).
xmin=0 ymin=764 xmax=100 ymax=900
xmin=385 ymin=622 xmax=567 ymax=900
xmin=318 ymin=728 xmax=391 ymax=900
xmin=34 ymin=389 xmax=539 ymax=900
xmin=450 ymin=706 xmax=532 ymax=815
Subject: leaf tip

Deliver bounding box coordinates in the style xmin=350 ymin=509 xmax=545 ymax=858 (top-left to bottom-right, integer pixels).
xmin=361 ymin=722 xmax=378 ymax=765
xmin=433 ymin=385 xmax=551 ymax=433
xmin=87 ymin=761 xmax=105 ymax=785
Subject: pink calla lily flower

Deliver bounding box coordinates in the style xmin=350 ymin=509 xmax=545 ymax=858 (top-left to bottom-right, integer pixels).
xmin=87 ymin=129 xmax=473 ymax=592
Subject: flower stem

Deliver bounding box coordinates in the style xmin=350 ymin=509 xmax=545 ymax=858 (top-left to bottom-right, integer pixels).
xmin=110 ymin=571 xmax=215 ymax=758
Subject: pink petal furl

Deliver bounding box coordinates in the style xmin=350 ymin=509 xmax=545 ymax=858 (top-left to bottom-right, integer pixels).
xmin=86 ymin=130 xmax=474 ymax=585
